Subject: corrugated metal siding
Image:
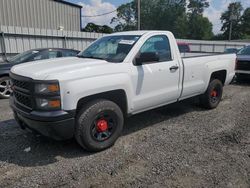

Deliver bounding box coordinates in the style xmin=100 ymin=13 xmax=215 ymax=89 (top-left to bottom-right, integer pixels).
xmin=0 ymin=25 xmax=105 ymax=61
xmin=0 ymin=0 xmax=81 ymax=31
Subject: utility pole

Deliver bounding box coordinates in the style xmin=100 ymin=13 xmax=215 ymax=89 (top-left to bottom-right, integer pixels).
xmin=229 ymin=5 xmax=234 ymax=41
xmin=138 ymin=0 xmax=141 ymax=30
xmin=229 ymin=20 xmax=233 ymax=41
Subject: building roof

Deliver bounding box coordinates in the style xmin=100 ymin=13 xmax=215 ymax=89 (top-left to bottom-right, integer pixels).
xmin=54 ymin=0 xmax=82 ymax=8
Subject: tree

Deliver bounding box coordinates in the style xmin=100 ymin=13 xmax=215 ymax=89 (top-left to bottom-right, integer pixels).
xmin=111 ymin=0 xmax=213 ymax=40
xmin=212 ymin=33 xmax=226 ymax=40
xmin=101 ymin=25 xmax=114 ymax=34
xmin=110 ymin=2 xmax=137 ymax=32
xmin=173 ymin=14 xmax=189 ymax=38
xmin=220 ymin=2 xmax=243 ymax=40
xmin=188 ymin=0 xmax=209 ymax=15
xmin=186 ymin=0 xmax=213 ymax=39
xmin=187 ymin=15 xmax=213 ymax=39
xmin=241 ymin=8 xmax=250 ymax=38
xmin=83 ymin=23 xmax=113 ymax=33
xmin=139 ymin=0 xmax=187 ymax=32
xmin=111 ymin=0 xmax=188 ymax=37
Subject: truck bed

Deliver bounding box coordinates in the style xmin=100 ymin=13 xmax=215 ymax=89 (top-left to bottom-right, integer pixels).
xmin=180 ymin=53 xmax=236 ymax=100
xmin=181 ymin=52 xmax=223 ymax=58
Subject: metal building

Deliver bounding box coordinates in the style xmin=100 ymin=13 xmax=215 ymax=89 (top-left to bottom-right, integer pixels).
xmin=0 ymin=0 xmax=82 ymax=31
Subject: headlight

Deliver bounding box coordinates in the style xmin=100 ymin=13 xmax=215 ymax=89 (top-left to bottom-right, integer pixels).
xmin=35 ymin=83 xmax=60 ymax=94
xmin=35 ymin=81 xmax=61 ymax=110
xmin=36 ymin=98 xmax=61 ymax=110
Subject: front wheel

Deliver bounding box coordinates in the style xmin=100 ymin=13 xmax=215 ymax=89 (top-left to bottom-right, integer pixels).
xmin=200 ymin=79 xmax=223 ymax=109
xmin=0 ymin=76 xmax=12 ymax=99
xmin=75 ymin=99 xmax=124 ymax=152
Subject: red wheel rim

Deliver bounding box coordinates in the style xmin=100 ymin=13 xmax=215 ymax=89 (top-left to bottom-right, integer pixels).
xmin=96 ymin=119 xmax=108 ymax=132
xmin=91 ymin=111 xmax=117 ymax=142
xmin=210 ymin=86 xmax=221 ymax=104
xmin=211 ymin=90 xmax=217 ymax=97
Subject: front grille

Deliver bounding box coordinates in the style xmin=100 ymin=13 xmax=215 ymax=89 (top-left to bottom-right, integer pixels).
xmin=12 ymin=78 xmax=31 ymax=91
xmin=14 ymin=91 xmax=32 ymax=109
xmin=237 ymin=61 xmax=250 ymax=71
xmin=10 ymin=74 xmax=33 ymax=111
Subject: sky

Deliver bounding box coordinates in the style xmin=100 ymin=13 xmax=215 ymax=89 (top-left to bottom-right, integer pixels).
xmin=67 ymin=0 xmax=250 ymax=34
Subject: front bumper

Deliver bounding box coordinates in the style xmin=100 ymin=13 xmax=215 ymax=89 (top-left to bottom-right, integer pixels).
xmin=236 ymin=70 xmax=250 ymax=75
xmin=10 ymin=96 xmax=75 ymax=140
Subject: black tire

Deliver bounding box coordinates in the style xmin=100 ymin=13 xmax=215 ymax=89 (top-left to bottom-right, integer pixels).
xmin=200 ymin=79 xmax=223 ymax=109
xmin=75 ymin=99 xmax=124 ymax=152
xmin=0 ymin=76 xmax=12 ymax=99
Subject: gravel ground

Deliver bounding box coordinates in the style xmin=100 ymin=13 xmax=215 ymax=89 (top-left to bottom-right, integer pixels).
xmin=0 ymin=82 xmax=250 ymax=188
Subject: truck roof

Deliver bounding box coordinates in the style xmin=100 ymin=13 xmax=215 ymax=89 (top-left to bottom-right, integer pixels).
xmin=110 ymin=30 xmax=172 ymax=36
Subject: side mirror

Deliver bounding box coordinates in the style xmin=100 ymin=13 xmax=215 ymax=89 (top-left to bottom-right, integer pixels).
xmin=134 ymin=52 xmax=159 ymax=65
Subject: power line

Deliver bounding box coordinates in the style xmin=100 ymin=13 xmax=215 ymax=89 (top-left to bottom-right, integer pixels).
xmin=81 ymin=9 xmax=117 ymax=17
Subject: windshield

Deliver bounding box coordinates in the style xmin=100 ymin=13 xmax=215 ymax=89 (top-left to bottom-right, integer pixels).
xmin=237 ymin=46 xmax=250 ymax=55
xmin=78 ymin=35 xmax=140 ymax=62
xmin=8 ymin=50 xmax=41 ymax=63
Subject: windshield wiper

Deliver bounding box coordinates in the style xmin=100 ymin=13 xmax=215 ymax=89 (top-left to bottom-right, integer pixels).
xmin=77 ymin=55 xmax=107 ymax=61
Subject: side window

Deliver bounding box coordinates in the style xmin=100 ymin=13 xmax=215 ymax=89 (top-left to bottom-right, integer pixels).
xmin=63 ymin=50 xmax=79 ymax=57
xmin=32 ymin=54 xmax=43 ymax=61
xmin=140 ymin=35 xmax=172 ymax=62
xmin=26 ymin=50 xmax=60 ymax=62
xmin=48 ymin=51 xmax=59 ymax=59
xmin=27 ymin=51 xmax=44 ymax=62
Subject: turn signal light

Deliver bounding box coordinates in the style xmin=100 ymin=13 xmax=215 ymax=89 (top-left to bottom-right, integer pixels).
xmin=36 ymin=98 xmax=61 ymax=110
xmin=48 ymin=100 xmax=61 ymax=108
xmin=48 ymin=84 xmax=60 ymax=92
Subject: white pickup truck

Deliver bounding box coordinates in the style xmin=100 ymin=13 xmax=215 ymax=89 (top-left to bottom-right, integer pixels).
xmin=10 ymin=31 xmax=236 ymax=151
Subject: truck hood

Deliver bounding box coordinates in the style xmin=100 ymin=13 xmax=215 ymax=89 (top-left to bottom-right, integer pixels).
xmin=11 ymin=57 xmax=111 ymax=80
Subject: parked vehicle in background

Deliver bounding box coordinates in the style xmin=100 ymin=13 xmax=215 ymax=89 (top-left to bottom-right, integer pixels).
xmin=235 ymin=46 xmax=250 ymax=80
xmin=224 ymin=48 xmax=239 ymax=54
xmin=0 ymin=48 xmax=80 ymax=99
xmin=10 ymin=31 xmax=236 ymax=151
xmin=177 ymin=42 xmax=191 ymax=53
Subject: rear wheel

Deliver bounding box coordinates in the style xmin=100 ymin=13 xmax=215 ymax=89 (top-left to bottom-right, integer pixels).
xmin=75 ymin=99 xmax=124 ymax=152
xmin=200 ymin=79 xmax=223 ymax=109
xmin=0 ymin=76 xmax=12 ymax=99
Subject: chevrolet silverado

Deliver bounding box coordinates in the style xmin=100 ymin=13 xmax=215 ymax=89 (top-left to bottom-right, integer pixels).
xmin=10 ymin=31 xmax=236 ymax=151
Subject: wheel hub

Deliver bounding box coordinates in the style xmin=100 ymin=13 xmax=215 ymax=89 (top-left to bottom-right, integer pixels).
xmin=211 ymin=90 xmax=217 ymax=97
xmin=96 ymin=119 xmax=108 ymax=132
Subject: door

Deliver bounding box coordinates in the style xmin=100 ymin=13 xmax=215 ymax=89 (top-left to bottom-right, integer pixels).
xmin=131 ymin=35 xmax=181 ymax=112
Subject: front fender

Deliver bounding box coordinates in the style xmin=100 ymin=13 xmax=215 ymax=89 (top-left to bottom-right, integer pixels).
xmin=60 ymin=73 xmax=133 ymax=113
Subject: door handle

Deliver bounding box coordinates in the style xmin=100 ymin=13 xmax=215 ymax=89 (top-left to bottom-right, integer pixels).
xmin=169 ymin=66 xmax=179 ymax=71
